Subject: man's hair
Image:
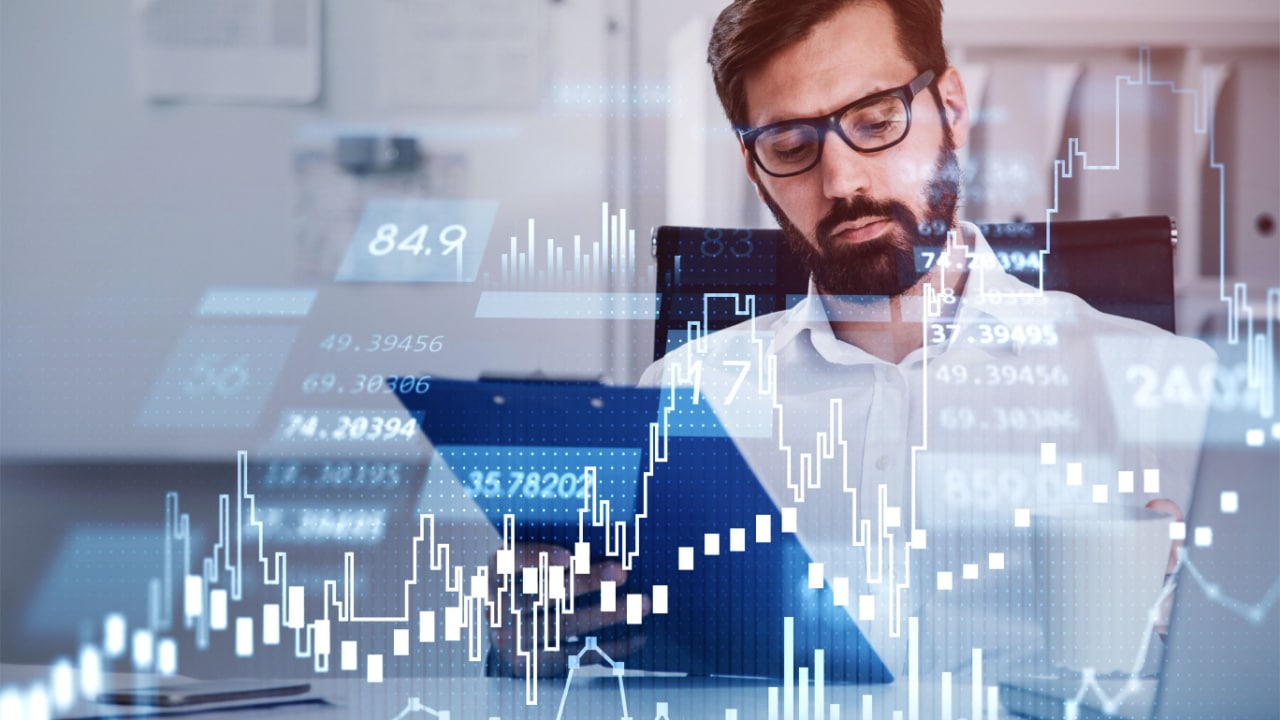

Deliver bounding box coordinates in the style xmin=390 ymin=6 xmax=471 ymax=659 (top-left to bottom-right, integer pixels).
xmin=707 ymin=0 xmax=948 ymax=130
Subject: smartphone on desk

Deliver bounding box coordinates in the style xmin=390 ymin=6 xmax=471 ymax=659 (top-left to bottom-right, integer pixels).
xmin=98 ymin=679 xmax=311 ymax=707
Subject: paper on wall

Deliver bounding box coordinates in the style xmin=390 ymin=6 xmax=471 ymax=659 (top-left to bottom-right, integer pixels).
xmin=133 ymin=0 xmax=321 ymax=104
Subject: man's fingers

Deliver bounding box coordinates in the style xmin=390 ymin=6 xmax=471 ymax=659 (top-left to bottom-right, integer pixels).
xmin=488 ymin=543 xmax=573 ymax=597
xmin=1146 ymin=499 xmax=1184 ymax=574
xmin=487 ymin=596 xmax=652 ymax=678
xmin=1145 ymin=498 xmax=1183 ymax=522
xmin=486 ymin=545 xmax=651 ymax=677
xmin=575 ymin=560 xmax=627 ymax=598
xmin=492 ymin=633 xmax=649 ymax=678
xmin=488 ymin=542 xmax=573 ymax=575
xmin=494 ymin=594 xmax=648 ymax=660
xmin=560 ymin=594 xmax=652 ymax=637
xmin=488 ymin=543 xmax=635 ymax=607
xmin=502 ymin=542 xmax=573 ymax=571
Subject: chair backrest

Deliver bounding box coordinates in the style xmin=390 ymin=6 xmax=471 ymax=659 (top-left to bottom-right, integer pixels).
xmin=649 ymin=216 xmax=1177 ymax=361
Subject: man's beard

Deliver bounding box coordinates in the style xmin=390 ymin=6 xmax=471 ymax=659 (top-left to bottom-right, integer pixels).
xmin=760 ymin=141 xmax=961 ymax=298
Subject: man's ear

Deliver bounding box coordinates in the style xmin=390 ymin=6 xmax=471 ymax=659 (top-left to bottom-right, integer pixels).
xmin=935 ymin=67 xmax=970 ymax=150
xmin=739 ymin=140 xmax=767 ymax=203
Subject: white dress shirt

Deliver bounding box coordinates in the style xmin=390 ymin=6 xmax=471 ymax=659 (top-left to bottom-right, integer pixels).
xmin=639 ymin=222 xmax=1215 ymax=676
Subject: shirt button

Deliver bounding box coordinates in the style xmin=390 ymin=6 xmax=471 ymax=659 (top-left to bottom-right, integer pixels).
xmin=875 ymin=455 xmax=891 ymax=470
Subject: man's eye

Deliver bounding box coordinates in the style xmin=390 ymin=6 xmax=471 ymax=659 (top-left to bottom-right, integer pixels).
xmin=763 ymin=129 xmax=816 ymax=161
xmin=850 ymin=111 xmax=905 ymax=139
xmin=773 ymin=142 xmax=812 ymax=160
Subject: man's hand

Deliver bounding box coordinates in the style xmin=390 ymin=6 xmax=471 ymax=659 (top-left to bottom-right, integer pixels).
xmin=1145 ymin=499 xmax=1184 ymax=574
xmin=486 ymin=542 xmax=651 ymax=677
xmin=1145 ymin=498 xmax=1184 ymax=636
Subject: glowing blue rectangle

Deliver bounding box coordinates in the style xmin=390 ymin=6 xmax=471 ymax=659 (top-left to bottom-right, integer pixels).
xmin=196 ymin=288 xmax=317 ymax=317
xmin=660 ymin=389 xmax=730 ymax=438
xmin=474 ymin=292 xmax=659 ymax=320
xmin=261 ymin=408 xmax=428 ymax=459
xmin=245 ymin=504 xmax=388 ymax=545
xmin=434 ymin=445 xmax=641 ymax=523
xmin=336 ymin=198 xmax=497 ymax=283
xmin=659 ymin=386 xmax=772 ymax=438
xmin=137 ymin=324 xmax=299 ymax=429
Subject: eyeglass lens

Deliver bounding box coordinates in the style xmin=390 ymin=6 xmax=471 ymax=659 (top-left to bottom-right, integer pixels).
xmin=755 ymin=95 xmax=908 ymax=175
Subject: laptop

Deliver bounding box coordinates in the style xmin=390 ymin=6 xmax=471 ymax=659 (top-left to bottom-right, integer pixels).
xmin=400 ymin=376 xmax=891 ymax=682
xmin=999 ymin=402 xmax=1280 ymax=718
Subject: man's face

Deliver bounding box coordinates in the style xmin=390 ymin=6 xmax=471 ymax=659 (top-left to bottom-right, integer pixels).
xmin=740 ymin=0 xmax=970 ymax=298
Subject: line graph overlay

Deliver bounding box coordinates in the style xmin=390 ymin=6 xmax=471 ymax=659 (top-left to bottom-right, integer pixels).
xmin=967 ymin=48 xmax=1276 ymax=421
xmin=0 ymin=442 xmax=1272 ymax=719
xmin=1064 ymin=549 xmax=1280 ymax=717
xmin=390 ymin=697 xmax=451 ymax=720
xmin=483 ymin=202 xmax=656 ymax=291
xmin=554 ymin=637 xmax=633 ymax=720
xmin=4 ymin=47 xmax=1277 ymax=720
xmin=662 ymin=45 xmax=1280 ymax=644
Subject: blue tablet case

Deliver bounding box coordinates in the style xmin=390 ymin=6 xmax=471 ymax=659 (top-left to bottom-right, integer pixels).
xmin=402 ymin=377 xmax=890 ymax=682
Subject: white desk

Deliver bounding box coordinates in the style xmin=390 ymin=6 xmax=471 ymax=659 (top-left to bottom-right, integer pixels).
xmin=318 ymin=672 xmax=1000 ymax=720
xmin=4 ymin=664 xmax=1017 ymax=720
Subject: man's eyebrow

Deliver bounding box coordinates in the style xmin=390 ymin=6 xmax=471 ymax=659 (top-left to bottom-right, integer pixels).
xmin=753 ymin=83 xmax=896 ymax=127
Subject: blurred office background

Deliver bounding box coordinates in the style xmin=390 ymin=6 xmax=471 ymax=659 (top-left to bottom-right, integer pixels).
xmin=1 ymin=0 xmax=1276 ymax=678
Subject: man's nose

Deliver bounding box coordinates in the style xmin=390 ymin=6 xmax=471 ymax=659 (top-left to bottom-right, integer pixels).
xmin=819 ymin=132 xmax=873 ymax=200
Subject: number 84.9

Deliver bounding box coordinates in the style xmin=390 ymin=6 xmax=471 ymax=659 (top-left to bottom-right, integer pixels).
xmin=368 ymin=223 xmax=467 ymax=258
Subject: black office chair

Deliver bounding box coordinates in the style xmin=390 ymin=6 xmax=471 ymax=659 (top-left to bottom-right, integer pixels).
xmin=649 ymin=216 xmax=1178 ymax=361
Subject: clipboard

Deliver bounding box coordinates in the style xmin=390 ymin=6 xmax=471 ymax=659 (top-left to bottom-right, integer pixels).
xmin=400 ymin=377 xmax=890 ymax=681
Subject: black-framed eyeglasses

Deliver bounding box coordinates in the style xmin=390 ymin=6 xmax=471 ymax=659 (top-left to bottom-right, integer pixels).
xmin=738 ymin=69 xmax=936 ymax=178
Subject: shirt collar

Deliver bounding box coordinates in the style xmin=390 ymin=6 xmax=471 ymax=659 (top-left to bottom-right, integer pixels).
xmin=767 ymin=276 xmax=833 ymax=356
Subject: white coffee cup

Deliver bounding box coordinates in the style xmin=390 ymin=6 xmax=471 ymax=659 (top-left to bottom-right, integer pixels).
xmin=1033 ymin=504 xmax=1174 ymax=674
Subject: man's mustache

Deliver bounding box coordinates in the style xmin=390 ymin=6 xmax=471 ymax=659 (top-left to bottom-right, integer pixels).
xmin=814 ymin=197 xmax=917 ymax=248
